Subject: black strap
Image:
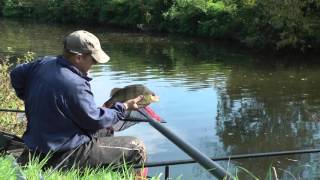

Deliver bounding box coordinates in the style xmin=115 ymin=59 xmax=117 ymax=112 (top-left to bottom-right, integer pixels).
xmin=0 ymin=130 xmax=24 ymax=152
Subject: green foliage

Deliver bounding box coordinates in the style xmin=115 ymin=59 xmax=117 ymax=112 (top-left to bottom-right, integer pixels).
xmin=0 ymin=49 xmax=35 ymax=136
xmin=51 ymin=0 xmax=102 ymax=23
xmin=0 ymin=0 xmax=319 ymax=52
xmin=0 ymin=1 xmax=4 ymax=16
xmin=99 ymin=0 xmax=149 ymax=26
xmin=163 ymin=0 xmax=208 ymax=35
xmin=0 ymin=155 xmax=17 ymax=180
xmin=2 ymin=0 xmax=25 ymax=17
xmin=164 ymin=0 xmax=237 ymax=38
xmin=1 ymin=0 xmax=103 ymax=23
xmin=237 ymin=0 xmax=320 ymax=51
xmin=99 ymin=0 xmax=172 ymax=29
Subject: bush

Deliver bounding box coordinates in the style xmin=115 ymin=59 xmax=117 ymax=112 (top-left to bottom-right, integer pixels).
xmin=0 ymin=0 xmax=319 ymax=53
xmin=0 ymin=50 xmax=34 ymax=136
xmin=238 ymin=0 xmax=320 ymax=51
xmin=99 ymin=0 xmax=172 ymax=29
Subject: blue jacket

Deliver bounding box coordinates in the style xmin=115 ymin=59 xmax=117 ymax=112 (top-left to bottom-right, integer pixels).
xmin=10 ymin=56 xmax=125 ymax=153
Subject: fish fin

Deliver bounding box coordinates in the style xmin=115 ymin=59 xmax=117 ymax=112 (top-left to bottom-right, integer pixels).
xmin=103 ymin=100 xmax=114 ymax=108
xmin=110 ymin=88 xmax=121 ymax=97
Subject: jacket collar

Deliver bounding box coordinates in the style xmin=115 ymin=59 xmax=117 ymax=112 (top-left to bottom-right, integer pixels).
xmin=57 ymin=56 xmax=92 ymax=81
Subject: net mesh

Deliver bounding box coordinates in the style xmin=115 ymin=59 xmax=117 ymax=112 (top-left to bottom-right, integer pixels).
xmin=112 ymin=107 xmax=164 ymax=131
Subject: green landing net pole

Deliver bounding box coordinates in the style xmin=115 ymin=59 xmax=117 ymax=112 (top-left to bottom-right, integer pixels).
xmin=137 ymin=109 xmax=233 ymax=179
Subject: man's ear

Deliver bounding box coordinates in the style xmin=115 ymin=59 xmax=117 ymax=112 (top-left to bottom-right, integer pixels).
xmin=74 ymin=54 xmax=82 ymax=63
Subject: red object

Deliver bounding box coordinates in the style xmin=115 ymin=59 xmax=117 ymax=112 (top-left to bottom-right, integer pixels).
xmin=135 ymin=167 xmax=148 ymax=180
xmin=144 ymin=106 xmax=161 ymax=122
xmin=142 ymin=167 xmax=149 ymax=178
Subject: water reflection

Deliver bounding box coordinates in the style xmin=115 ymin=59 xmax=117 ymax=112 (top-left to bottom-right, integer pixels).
xmin=2 ymin=19 xmax=320 ymax=179
xmin=216 ymin=66 xmax=320 ymax=178
xmin=90 ymin=42 xmax=320 ymax=178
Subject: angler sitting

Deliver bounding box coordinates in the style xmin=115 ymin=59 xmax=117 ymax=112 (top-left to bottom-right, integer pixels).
xmin=10 ymin=30 xmax=147 ymax=172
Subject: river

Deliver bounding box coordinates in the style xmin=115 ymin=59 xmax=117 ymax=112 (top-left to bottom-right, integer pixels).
xmin=1 ymin=19 xmax=320 ymax=179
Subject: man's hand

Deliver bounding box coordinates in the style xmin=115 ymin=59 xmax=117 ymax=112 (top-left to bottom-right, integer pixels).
xmin=123 ymin=95 xmax=144 ymax=110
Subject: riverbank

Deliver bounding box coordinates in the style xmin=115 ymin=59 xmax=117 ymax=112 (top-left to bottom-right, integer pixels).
xmin=1 ymin=0 xmax=319 ymax=54
xmin=0 ymin=154 xmax=160 ymax=180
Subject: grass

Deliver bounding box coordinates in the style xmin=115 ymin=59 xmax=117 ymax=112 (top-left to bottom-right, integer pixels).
xmin=0 ymin=153 xmax=309 ymax=180
xmin=0 ymin=154 xmax=162 ymax=180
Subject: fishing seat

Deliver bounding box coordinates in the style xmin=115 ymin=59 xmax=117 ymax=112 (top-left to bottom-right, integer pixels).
xmin=0 ymin=130 xmax=26 ymax=158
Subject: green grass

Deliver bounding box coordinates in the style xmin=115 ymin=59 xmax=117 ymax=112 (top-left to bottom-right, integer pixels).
xmin=1 ymin=153 xmax=308 ymax=180
xmin=0 ymin=154 xmax=162 ymax=180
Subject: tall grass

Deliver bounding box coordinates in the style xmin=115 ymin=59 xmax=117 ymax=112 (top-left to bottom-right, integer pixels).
xmin=0 ymin=154 xmax=161 ymax=180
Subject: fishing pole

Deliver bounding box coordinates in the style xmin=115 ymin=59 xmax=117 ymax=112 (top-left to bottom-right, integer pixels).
xmin=137 ymin=109 xmax=233 ymax=179
xmin=0 ymin=108 xmax=162 ymax=123
xmin=6 ymin=108 xmax=319 ymax=176
xmin=3 ymin=108 xmax=318 ymax=157
xmin=0 ymin=108 xmax=25 ymax=113
xmin=135 ymin=148 xmax=320 ymax=168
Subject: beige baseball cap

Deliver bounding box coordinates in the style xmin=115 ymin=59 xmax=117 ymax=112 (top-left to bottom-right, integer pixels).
xmin=64 ymin=30 xmax=110 ymax=63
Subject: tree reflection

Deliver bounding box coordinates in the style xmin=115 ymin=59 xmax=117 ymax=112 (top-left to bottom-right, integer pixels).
xmin=216 ymin=66 xmax=320 ymax=178
xmin=104 ymin=34 xmax=320 ymax=178
xmin=96 ymin=33 xmax=320 ymax=178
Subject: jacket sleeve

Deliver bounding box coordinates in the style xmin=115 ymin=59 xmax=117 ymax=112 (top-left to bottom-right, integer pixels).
xmin=68 ymin=81 xmax=126 ymax=131
xmin=10 ymin=60 xmax=41 ymax=100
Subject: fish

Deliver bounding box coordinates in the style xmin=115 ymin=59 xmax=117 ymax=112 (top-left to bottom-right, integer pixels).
xmin=103 ymin=84 xmax=159 ymax=108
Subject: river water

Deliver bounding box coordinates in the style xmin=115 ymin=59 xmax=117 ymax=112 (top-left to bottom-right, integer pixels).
xmin=1 ymin=19 xmax=320 ymax=179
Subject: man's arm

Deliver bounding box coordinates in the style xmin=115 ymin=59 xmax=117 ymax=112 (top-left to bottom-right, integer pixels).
xmin=10 ymin=60 xmax=41 ymax=100
xmin=67 ymin=82 xmax=127 ymax=131
xmin=68 ymin=83 xmax=144 ymax=131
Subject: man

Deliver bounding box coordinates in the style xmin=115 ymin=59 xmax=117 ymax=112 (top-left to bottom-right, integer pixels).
xmin=10 ymin=30 xmax=146 ymax=170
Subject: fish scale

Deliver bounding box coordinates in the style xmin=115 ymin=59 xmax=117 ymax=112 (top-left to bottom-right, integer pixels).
xmin=103 ymin=84 xmax=159 ymax=108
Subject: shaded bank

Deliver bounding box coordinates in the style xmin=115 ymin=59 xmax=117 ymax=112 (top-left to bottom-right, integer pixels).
xmin=0 ymin=0 xmax=319 ymax=54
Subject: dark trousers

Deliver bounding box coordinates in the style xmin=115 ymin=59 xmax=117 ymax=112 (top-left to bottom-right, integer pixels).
xmin=18 ymin=134 xmax=147 ymax=170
